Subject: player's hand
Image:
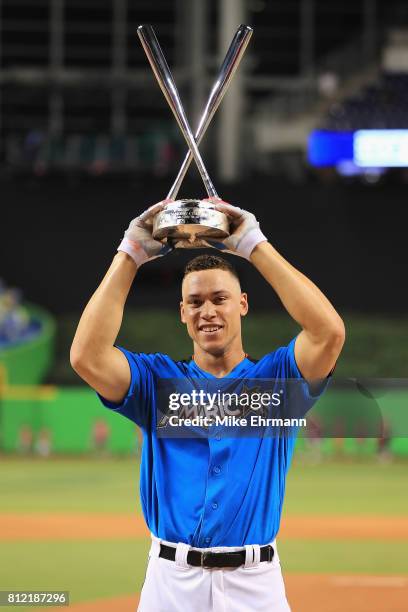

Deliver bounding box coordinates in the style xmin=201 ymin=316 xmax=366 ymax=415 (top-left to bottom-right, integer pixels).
xmin=206 ymin=198 xmax=268 ymax=260
xmin=117 ymin=200 xmax=173 ymax=267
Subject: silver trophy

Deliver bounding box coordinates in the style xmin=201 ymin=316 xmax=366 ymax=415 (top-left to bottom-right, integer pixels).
xmin=137 ymin=24 xmax=252 ymax=248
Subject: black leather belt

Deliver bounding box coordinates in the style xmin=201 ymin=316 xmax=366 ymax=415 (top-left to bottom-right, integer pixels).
xmin=159 ymin=543 xmax=274 ymax=569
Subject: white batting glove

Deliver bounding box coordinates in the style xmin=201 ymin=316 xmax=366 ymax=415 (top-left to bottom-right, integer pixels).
xmin=207 ymin=199 xmax=268 ymax=260
xmin=117 ymin=200 xmax=173 ymax=267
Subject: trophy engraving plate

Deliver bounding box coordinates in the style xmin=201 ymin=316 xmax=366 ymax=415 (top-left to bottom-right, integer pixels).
xmin=153 ymin=199 xmax=229 ymax=244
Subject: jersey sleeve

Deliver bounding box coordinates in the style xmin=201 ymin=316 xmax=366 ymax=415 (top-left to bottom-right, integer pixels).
xmin=288 ymin=336 xmax=332 ymax=420
xmin=258 ymin=336 xmax=331 ymax=417
xmin=96 ymin=346 xmax=154 ymax=428
xmin=279 ymin=336 xmax=304 ymax=379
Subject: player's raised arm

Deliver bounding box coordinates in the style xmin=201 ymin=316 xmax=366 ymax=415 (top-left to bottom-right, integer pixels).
xmin=250 ymin=241 xmax=345 ymax=380
xmin=212 ymin=200 xmax=345 ymax=381
xmin=70 ymin=201 xmax=170 ymax=402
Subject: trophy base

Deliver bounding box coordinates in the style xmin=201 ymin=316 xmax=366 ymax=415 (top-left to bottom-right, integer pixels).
xmin=153 ymin=199 xmax=229 ymax=248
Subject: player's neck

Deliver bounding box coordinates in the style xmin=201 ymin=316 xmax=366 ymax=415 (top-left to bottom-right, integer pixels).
xmin=193 ymin=343 xmax=246 ymax=378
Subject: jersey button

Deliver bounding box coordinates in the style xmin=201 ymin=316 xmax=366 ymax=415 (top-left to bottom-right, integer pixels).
xmin=212 ymin=502 xmax=218 ymax=510
xmin=213 ymin=465 xmax=221 ymax=474
xmin=215 ymin=435 xmax=221 ymax=441
xmin=205 ymin=537 xmax=211 ymax=544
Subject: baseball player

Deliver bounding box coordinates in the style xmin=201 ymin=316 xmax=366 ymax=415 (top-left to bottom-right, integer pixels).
xmin=71 ymin=200 xmax=345 ymax=611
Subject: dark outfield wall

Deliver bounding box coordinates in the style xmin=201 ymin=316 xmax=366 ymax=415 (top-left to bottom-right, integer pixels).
xmin=1 ymin=175 xmax=407 ymax=314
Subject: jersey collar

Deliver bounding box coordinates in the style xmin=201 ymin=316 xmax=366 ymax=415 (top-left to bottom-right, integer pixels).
xmin=189 ymin=355 xmax=251 ymax=379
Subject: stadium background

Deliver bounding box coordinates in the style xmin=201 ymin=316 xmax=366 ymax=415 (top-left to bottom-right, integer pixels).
xmin=1 ymin=1 xmax=407 ymax=611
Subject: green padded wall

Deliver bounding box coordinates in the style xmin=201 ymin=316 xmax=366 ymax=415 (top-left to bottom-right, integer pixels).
xmin=1 ymin=386 xmax=407 ymax=456
xmin=1 ymin=388 xmax=138 ymax=454
xmin=0 ymin=303 xmax=56 ymax=385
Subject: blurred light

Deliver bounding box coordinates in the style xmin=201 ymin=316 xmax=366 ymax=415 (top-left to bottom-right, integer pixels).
xmin=354 ymin=130 xmax=408 ymax=167
xmin=308 ymin=131 xmax=354 ymax=167
xmin=362 ymin=169 xmax=384 ymax=184
xmin=336 ymin=161 xmax=385 ymax=181
xmin=336 ymin=160 xmax=362 ymax=177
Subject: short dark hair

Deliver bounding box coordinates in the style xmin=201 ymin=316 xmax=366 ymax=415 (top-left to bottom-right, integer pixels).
xmin=183 ymin=254 xmax=241 ymax=286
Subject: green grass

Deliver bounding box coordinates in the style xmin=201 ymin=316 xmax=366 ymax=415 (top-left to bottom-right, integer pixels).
xmin=285 ymin=459 xmax=408 ymax=515
xmin=0 ymin=458 xmax=140 ymax=513
xmin=1 ymin=457 xmax=407 ymax=607
xmin=0 ymin=539 xmax=406 ymax=612
xmin=0 ymin=539 xmax=150 ymax=607
xmin=0 ymin=458 xmax=141 ymax=513
xmin=279 ymin=540 xmax=408 ymax=574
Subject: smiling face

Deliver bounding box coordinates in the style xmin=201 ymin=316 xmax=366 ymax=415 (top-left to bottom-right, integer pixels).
xmin=180 ymin=268 xmax=248 ymax=357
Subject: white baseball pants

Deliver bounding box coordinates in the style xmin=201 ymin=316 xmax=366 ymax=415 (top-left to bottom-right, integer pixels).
xmin=137 ymin=533 xmax=291 ymax=612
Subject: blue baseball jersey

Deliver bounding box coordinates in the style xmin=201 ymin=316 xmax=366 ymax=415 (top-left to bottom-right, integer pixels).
xmin=98 ymin=337 xmax=326 ymax=547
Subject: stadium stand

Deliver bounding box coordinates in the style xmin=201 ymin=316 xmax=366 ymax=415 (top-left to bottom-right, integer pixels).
xmin=2 ymin=0 xmax=404 ymax=175
xmin=320 ymin=72 xmax=408 ymax=131
xmin=0 ymin=280 xmax=41 ymax=348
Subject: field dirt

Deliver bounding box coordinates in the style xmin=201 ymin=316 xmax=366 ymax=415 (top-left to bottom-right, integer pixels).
xmin=1 ymin=513 xmax=408 ymax=540
xmin=3 ymin=513 xmax=407 ymax=611
xmin=46 ymin=574 xmax=408 ymax=612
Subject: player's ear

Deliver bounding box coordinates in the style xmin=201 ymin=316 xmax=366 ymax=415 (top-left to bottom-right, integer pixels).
xmin=240 ymin=292 xmax=248 ymax=317
xmin=180 ymin=300 xmax=186 ymax=324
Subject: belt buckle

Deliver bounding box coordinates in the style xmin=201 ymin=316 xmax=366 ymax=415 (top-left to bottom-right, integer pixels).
xmin=201 ymin=551 xmax=214 ymax=569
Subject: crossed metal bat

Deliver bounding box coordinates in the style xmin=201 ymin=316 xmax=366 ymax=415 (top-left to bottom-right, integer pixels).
xmin=137 ymin=24 xmax=253 ymax=201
